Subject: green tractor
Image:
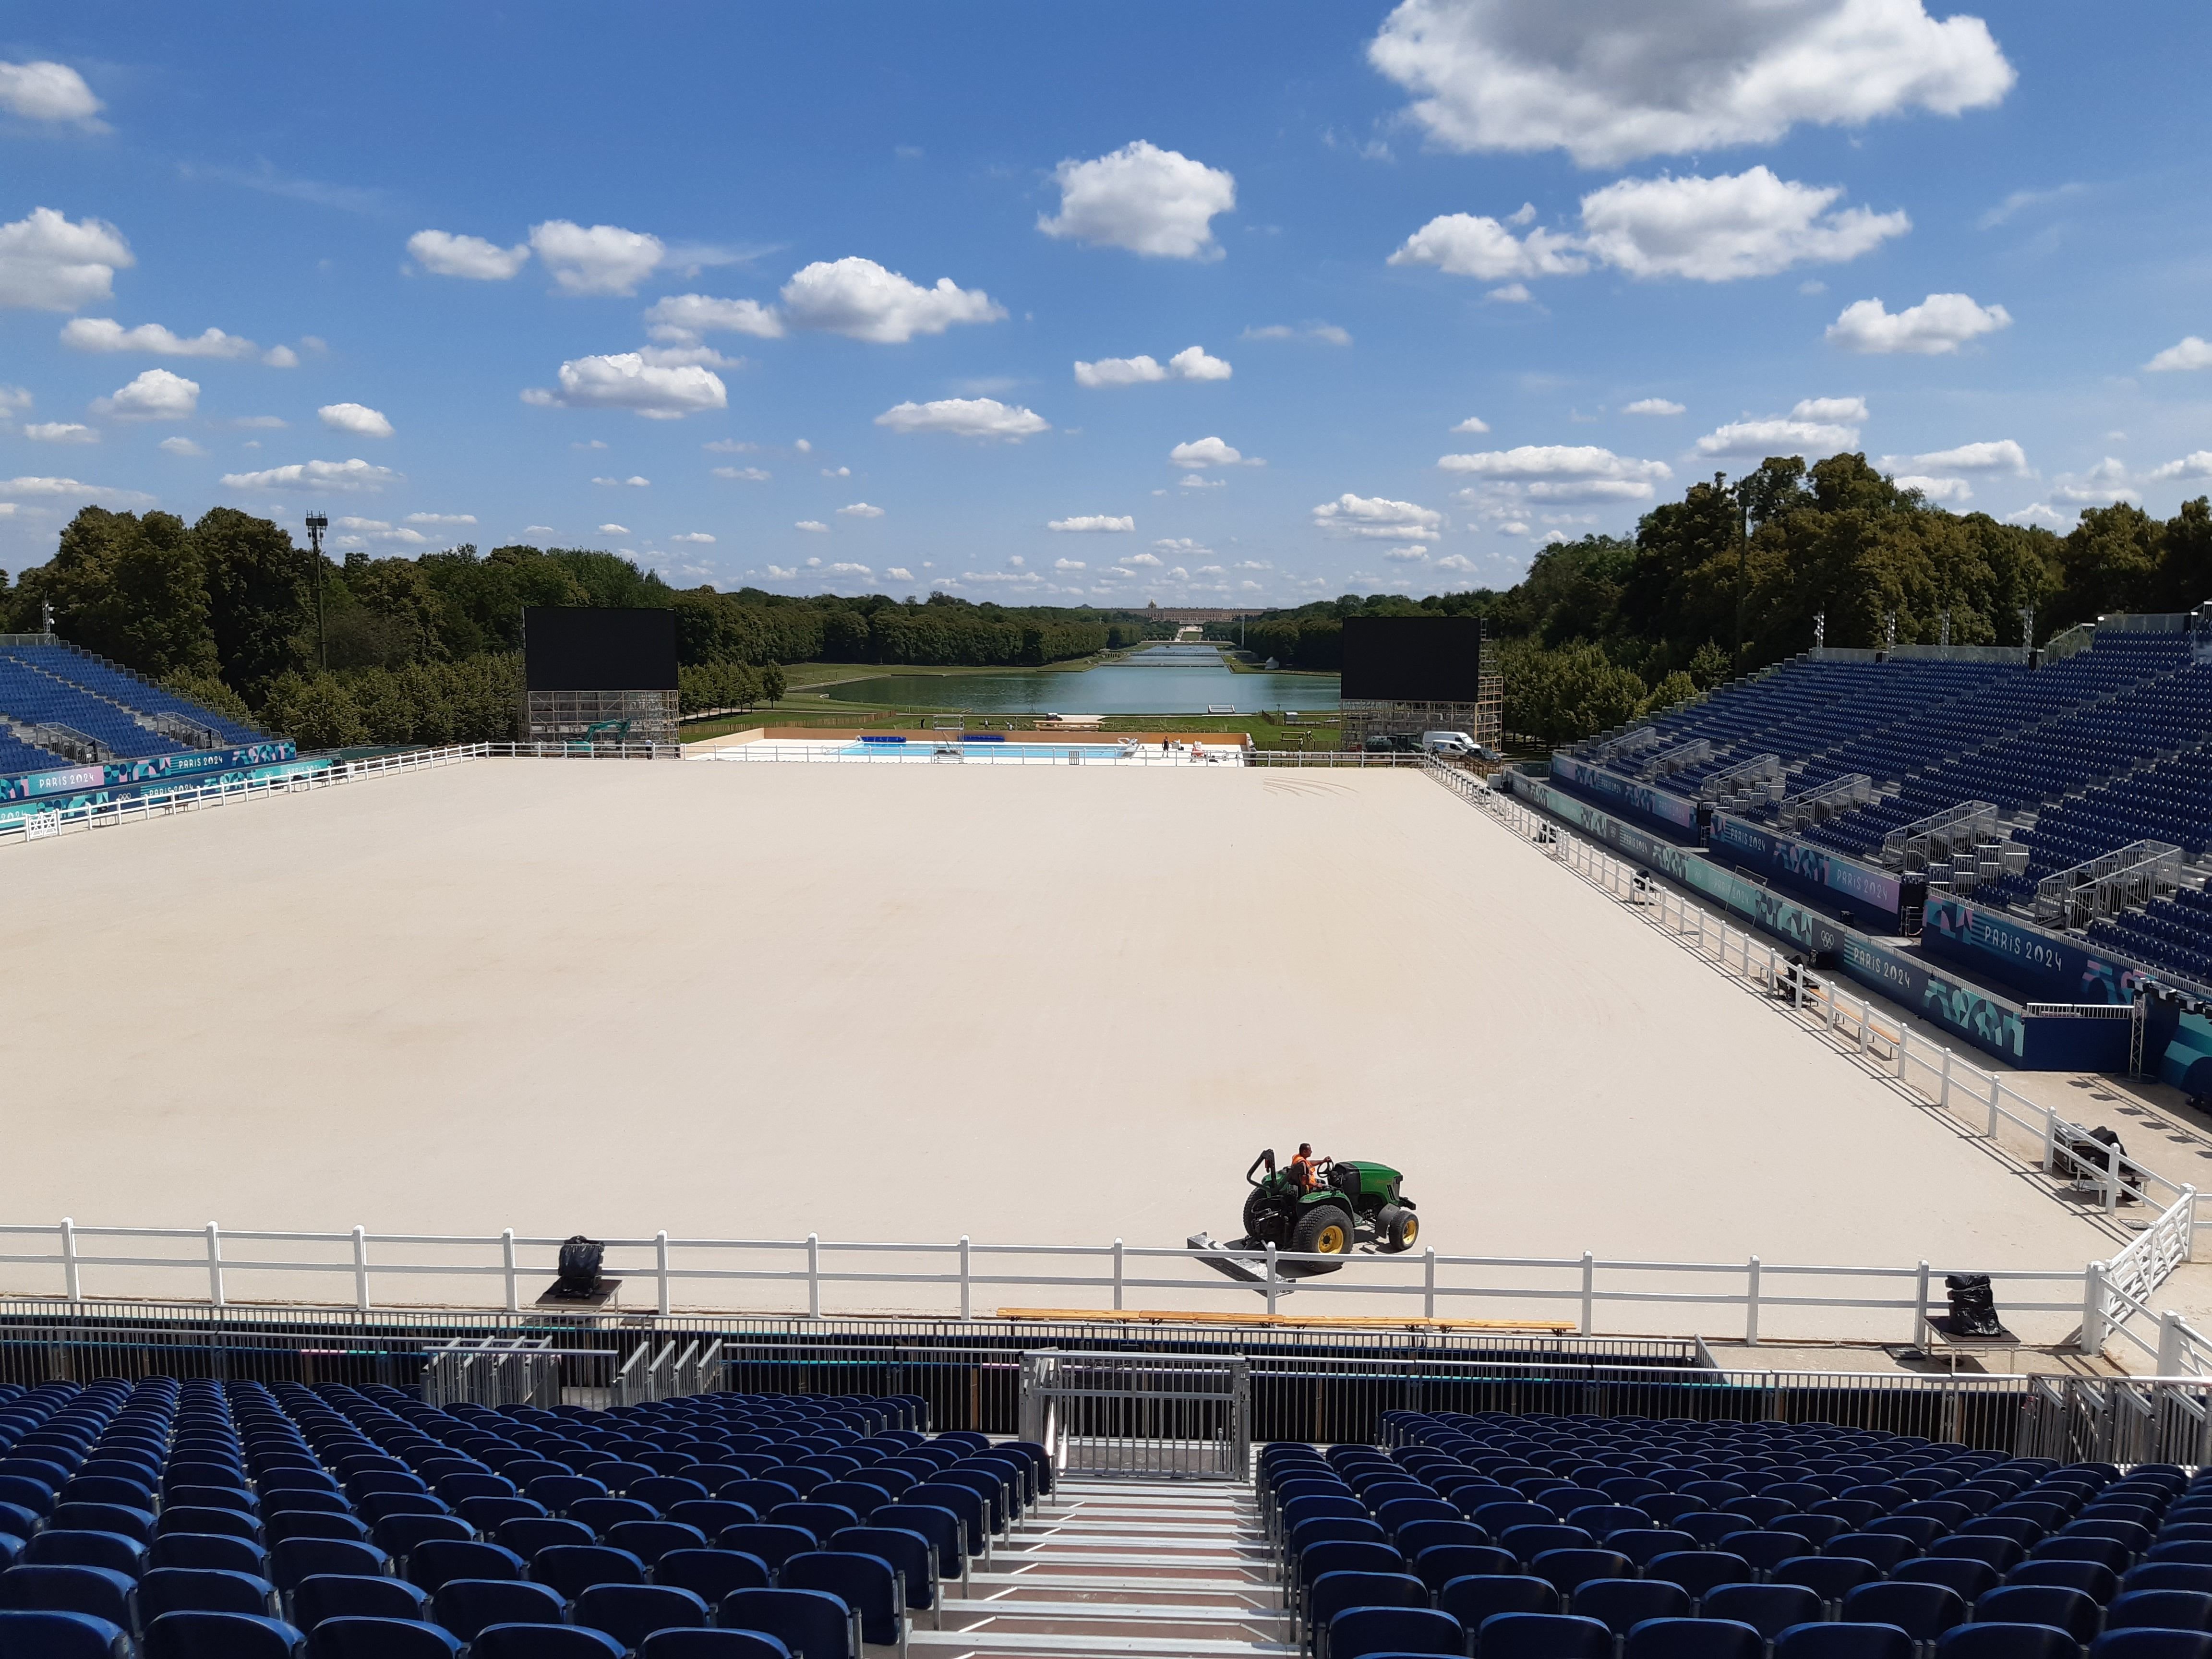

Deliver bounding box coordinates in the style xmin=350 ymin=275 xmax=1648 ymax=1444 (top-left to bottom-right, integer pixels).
xmin=1240 ymin=1148 xmax=1419 ymax=1268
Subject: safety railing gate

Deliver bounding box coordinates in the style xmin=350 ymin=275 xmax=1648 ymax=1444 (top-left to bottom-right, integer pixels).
xmin=419 ymin=1336 xmax=565 ymax=1409
xmin=2017 ymin=1373 xmax=2212 ymax=1467
xmin=1017 ymin=1350 xmax=1250 ymax=1479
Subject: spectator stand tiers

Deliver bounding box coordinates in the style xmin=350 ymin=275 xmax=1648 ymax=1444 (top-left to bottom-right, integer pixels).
xmin=0 ymin=634 xmax=261 ymax=773
xmin=0 ymin=1375 xmax=1292 ymax=1659
xmin=1542 ymin=609 xmax=2212 ymax=1008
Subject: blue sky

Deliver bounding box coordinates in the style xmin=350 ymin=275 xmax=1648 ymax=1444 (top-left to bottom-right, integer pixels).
xmin=4 ymin=1 xmax=2212 ymax=608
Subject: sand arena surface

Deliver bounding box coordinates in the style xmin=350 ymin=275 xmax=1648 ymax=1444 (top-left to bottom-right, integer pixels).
xmin=0 ymin=757 xmax=2111 ymax=1335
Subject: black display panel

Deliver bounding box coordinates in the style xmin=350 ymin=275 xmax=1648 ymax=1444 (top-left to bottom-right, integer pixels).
xmin=1338 ymin=615 xmax=1486 ymax=702
xmin=523 ymin=607 xmax=680 ymax=691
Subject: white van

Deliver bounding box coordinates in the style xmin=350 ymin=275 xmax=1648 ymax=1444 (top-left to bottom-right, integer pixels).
xmin=1418 ymin=730 xmax=1478 ymax=756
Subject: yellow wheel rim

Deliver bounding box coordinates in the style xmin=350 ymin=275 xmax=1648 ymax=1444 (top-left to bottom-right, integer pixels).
xmin=1316 ymin=1223 xmax=1347 ymax=1254
xmin=1402 ymin=1217 xmax=1419 ymax=1245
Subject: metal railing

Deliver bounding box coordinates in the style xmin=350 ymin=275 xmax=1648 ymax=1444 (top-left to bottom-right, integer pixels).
xmin=1465 ymin=768 xmax=2212 ymax=1375
xmin=1776 ymin=773 xmax=1872 ymax=835
xmin=1883 ymin=800 xmax=2001 ymax=872
xmin=420 ymin=1335 xmax=585 ymax=1409
xmin=2037 ymin=839 xmax=2185 ymax=927
xmin=1019 ymin=1351 xmax=1250 ymax=1477
xmin=698 ymin=740 xmax=1252 ymax=767
xmin=0 ymin=743 xmax=490 ymax=848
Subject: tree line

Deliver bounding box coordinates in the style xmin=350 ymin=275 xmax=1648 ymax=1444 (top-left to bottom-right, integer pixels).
xmin=2 ymin=506 xmax=1164 ymax=747
xmin=1209 ymin=455 xmax=2212 ymax=747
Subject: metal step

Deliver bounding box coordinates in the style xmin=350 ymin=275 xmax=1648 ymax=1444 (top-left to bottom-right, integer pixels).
xmin=939 ymin=1600 xmax=1289 ymax=1627
xmin=909 ymin=1633 xmax=1296 ymax=1658
xmin=965 ymin=1573 xmax=1280 ymax=1597
xmin=990 ymin=1545 xmax=1274 ymax=1564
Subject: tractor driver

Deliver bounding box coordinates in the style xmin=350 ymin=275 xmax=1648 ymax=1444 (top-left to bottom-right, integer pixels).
xmin=1289 ymin=1142 xmax=1326 ymax=1191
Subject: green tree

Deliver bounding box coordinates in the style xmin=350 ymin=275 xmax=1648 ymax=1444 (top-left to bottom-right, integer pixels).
xmin=258 ymin=670 xmax=369 ymax=748
xmin=193 ymin=507 xmax=312 ymax=691
xmin=24 ymin=508 xmax=219 ymax=678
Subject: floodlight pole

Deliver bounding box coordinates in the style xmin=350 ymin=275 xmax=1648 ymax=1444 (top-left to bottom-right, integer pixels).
xmin=304 ymin=513 xmax=329 ymax=672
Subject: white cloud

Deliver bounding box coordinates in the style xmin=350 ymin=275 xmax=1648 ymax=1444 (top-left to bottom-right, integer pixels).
xmin=1073 ymin=344 xmax=1231 ymax=386
xmin=1578 ymin=168 xmax=1907 ymax=281
xmin=2145 ymin=337 xmax=2212 ymax=374
xmin=1895 ymin=475 xmax=1972 ymax=504
xmin=522 ymin=353 xmax=727 ymax=418
xmin=1054 ymin=557 xmax=1086 ymax=570
xmin=406 ymin=512 xmax=477 ymax=526
xmin=874 ymin=397 xmax=1048 ymax=440
xmin=1623 ymin=397 xmax=1685 ymax=416
xmin=704 ymin=439 xmax=757 ymax=453
xmin=598 ymin=523 xmax=629 ymax=535
xmin=714 ymin=466 xmax=771 ymax=481
xmin=1827 ymin=292 xmax=2011 ymax=354
xmin=794 ymin=439 xmax=812 ymax=452
xmin=1049 ymin=515 xmax=1134 ymax=533
xmin=60 ymin=317 xmax=258 ymax=359
xmin=101 ymin=368 xmax=198 ymax=420
xmin=1038 ymin=140 xmax=1237 ymax=259
xmin=1696 ymin=417 xmax=1858 ymax=457
xmin=1389 ymin=212 xmax=1587 ymax=279
xmin=523 ymin=525 xmax=556 ymax=535
xmin=1383 ymin=545 xmax=1430 ymax=562
xmin=318 ymin=402 xmax=393 ymax=439
xmin=1906 ymin=438 xmax=2027 ymax=473
xmin=0 ymin=476 xmax=154 ymax=506
xmin=639 ymin=344 xmax=743 ymax=369
xmin=528 ymin=220 xmax=665 ymax=296
xmin=1179 ymin=473 xmax=1226 ymax=489
xmin=1243 ymin=321 xmax=1353 ymax=345
xmin=765 ymin=565 xmax=797 ymax=578
xmin=1487 ymin=282 xmax=1532 ymax=303
xmin=1367 ymin=0 xmax=2015 ymax=167
xmin=2148 ymin=452 xmax=2212 ymax=482
xmin=672 ymin=531 xmax=716 ymax=544
xmin=836 ymin=501 xmax=885 ymax=518
xmin=1452 ymin=416 xmax=1491 ymax=433
xmin=1793 ymin=395 xmax=1869 ymax=423
xmin=336 ymin=517 xmax=390 ymax=531
xmin=821 ymin=466 xmax=849 ymax=477
xmin=1128 ymin=552 xmax=1164 ymax=566
xmin=263 ymin=345 xmax=299 ymax=368
xmin=218 ymin=457 xmax=400 ymax=493
xmin=1075 ymin=354 xmax=1167 ymax=387
xmin=25 ymin=421 xmax=97 ymax=443
xmin=232 ymin=415 xmax=287 ymax=429
xmin=0 ymin=208 xmax=133 ymax=311
xmin=644 ymin=292 xmax=784 ymax=341
xmin=158 ymin=436 xmax=204 ymax=456
xmin=2006 ymin=503 xmax=2069 ymax=530
xmin=1439 ymin=444 xmax=1674 ymax=500
xmin=1168 ymin=435 xmax=1260 ymax=468
xmin=2051 ymin=458 xmax=2137 ymax=504
xmin=795 ymin=520 xmax=830 ymax=533
xmin=406 ymin=229 xmax=530 ymax=280
xmin=823 ymin=562 xmax=873 ymax=577
xmin=1166 ymin=345 xmax=1232 ymax=381
xmin=779 ymin=257 xmax=1001 ymax=342
xmin=1311 ymin=494 xmax=1446 ymax=540
xmin=0 ymin=60 xmax=103 ymax=124
xmin=0 ymin=386 xmax=28 ymax=416
xmin=887 ymin=567 xmax=914 ymax=581
xmin=590 ymin=475 xmax=649 ymax=488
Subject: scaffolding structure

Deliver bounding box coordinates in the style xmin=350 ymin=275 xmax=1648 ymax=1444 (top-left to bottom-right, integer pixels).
xmin=2037 ymin=839 xmax=2185 ymax=929
xmin=522 ymin=688 xmax=680 ymax=748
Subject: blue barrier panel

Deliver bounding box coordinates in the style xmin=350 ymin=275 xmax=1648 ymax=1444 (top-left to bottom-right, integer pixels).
xmin=1709 ymin=812 xmax=1904 ymax=928
xmin=1920 ymin=894 xmax=2212 ymax=1002
xmin=1549 ymin=754 xmax=1700 ymax=835
xmin=0 ymin=740 xmax=298 ymax=805
xmin=0 ymin=756 xmax=331 ymax=829
xmin=1501 ymin=771 xmax=2130 ymax=1069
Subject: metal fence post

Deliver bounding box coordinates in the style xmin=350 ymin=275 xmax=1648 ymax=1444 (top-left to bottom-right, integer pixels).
xmin=205 ymin=1223 xmax=225 ymax=1307
xmin=1939 ymin=1048 xmax=1954 ymax=1110
xmin=1746 ymin=1256 xmax=1762 ymax=1346
xmin=1112 ymin=1238 xmax=1124 ymax=1311
xmin=2043 ymin=1109 xmax=2059 ymax=1178
xmin=352 ymin=1226 xmax=370 ymax=1311
xmin=502 ymin=1229 xmax=519 ymax=1313
xmin=2185 ymin=1187 xmax=2200 ymax=1264
xmin=959 ymin=1236 xmax=972 ymax=1321
xmin=657 ymin=1231 xmax=673 ymax=1317
xmin=59 ymin=1219 xmax=79 ymax=1302
xmin=804 ymin=1233 xmax=819 ymax=1320
xmin=1265 ymin=1243 xmax=1279 ymax=1317
xmin=1580 ymin=1251 xmax=1596 ymax=1335
xmin=1913 ymin=1260 xmax=1932 ymax=1348
xmin=2161 ymin=1310 xmax=2187 ymax=1375
xmin=1424 ymin=1247 xmax=1437 ymax=1321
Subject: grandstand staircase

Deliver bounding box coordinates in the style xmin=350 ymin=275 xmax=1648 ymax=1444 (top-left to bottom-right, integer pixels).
xmin=911 ymin=1474 xmax=1294 ymax=1659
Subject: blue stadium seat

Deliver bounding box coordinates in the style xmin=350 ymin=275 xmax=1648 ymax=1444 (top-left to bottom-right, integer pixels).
xmin=142 ymin=1611 xmax=306 ymax=1659
xmin=716 ymin=1588 xmax=857 ymax=1659
xmin=1473 ymin=1611 xmax=1611 ymax=1659
xmin=528 ymin=1545 xmax=646 ymax=1600
xmin=1774 ymin=1626 xmax=1915 ymax=1659
xmin=1699 ymin=1583 xmax=1825 ymax=1638
xmin=293 ymin=1575 xmax=430 ymax=1631
xmin=468 ymin=1627 xmax=626 ymax=1659
xmin=1622 ymin=1621 xmax=1765 ymax=1659
xmin=636 ymin=1629 xmax=792 ymax=1659
xmin=0 ymin=1609 xmax=133 ymax=1659
xmin=0 ymin=1564 xmax=137 ymax=1632
xmin=2092 ymin=1636 xmax=2212 ymax=1659
xmin=1841 ymin=1580 xmax=1969 ymax=1641
xmin=137 ymin=1567 xmax=276 ymax=1622
xmin=574 ymin=1584 xmax=711 ymax=1651
xmin=1936 ymin=1627 xmax=2084 ymax=1659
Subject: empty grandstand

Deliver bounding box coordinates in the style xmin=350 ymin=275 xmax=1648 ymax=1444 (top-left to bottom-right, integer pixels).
xmin=1550 ymin=610 xmax=2212 ymax=998
xmin=0 ymin=634 xmax=262 ymax=769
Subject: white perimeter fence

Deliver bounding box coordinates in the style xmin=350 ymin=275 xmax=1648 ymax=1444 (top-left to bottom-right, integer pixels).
xmin=1430 ymin=759 xmax=2212 ymax=1377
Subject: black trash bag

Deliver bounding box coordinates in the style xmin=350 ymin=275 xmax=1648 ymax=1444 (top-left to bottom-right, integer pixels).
xmin=553 ymin=1234 xmax=606 ymax=1298
xmin=1944 ymin=1272 xmax=2003 ymax=1338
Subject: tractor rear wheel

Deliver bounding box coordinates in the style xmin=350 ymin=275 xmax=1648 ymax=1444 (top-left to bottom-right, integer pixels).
xmin=1291 ymin=1204 xmax=1352 ymax=1259
xmin=1377 ymin=1204 xmax=1419 ymax=1253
